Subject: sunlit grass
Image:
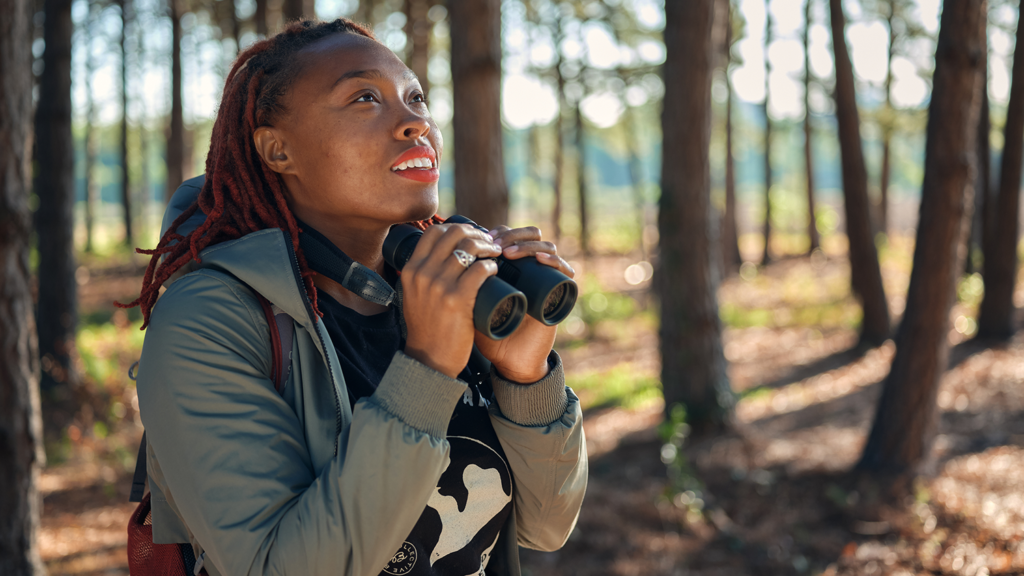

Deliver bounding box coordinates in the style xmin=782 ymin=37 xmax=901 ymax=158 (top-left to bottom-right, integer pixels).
xmin=567 ymin=365 xmax=662 ymax=411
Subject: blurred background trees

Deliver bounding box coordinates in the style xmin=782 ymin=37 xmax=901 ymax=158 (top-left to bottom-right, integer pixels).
xmin=9 ymin=0 xmax=1024 ymax=570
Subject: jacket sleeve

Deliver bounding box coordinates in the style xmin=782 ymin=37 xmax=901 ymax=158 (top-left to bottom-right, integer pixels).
xmin=137 ymin=270 xmax=467 ymax=576
xmin=487 ymin=351 xmax=588 ymax=551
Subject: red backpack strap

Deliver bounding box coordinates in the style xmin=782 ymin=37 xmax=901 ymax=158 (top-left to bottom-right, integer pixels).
xmin=256 ymin=294 xmax=293 ymax=394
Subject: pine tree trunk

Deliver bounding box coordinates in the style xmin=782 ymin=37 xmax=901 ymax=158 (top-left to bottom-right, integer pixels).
xmin=762 ymin=6 xmax=773 ymax=265
xmin=119 ymin=0 xmax=133 ymax=246
xmin=722 ymin=1 xmax=741 ymax=272
xmin=404 ymin=0 xmax=431 ymax=97
xmin=575 ymin=102 xmax=589 ymax=255
xmin=879 ymin=4 xmax=895 ymax=237
xmin=552 ymin=19 xmax=566 ymax=241
xmin=35 ymin=0 xmax=78 ymax=397
xmin=84 ymin=6 xmax=97 ymax=254
xmin=228 ymin=0 xmax=242 ymax=52
xmin=857 ymin=0 xmax=985 ymax=475
xmin=829 ymin=0 xmax=890 ymax=345
xmin=282 ymin=0 xmax=313 ymax=23
xmin=449 ymin=0 xmax=508 ymax=229
xmin=803 ymin=0 xmax=820 ymax=253
xmin=659 ymin=0 xmax=732 ymax=436
xmin=0 ymin=0 xmax=46 ymax=568
xmin=255 ymin=0 xmax=267 ymax=36
xmin=968 ymin=47 xmax=989 ymax=276
xmin=166 ymin=0 xmax=184 ymax=204
xmin=976 ymin=14 xmax=1024 ymax=340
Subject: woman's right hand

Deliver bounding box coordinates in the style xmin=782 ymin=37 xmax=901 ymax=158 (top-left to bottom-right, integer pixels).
xmin=400 ymin=223 xmax=501 ymax=378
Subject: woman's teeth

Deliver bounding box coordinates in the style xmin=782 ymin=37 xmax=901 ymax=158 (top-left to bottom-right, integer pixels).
xmin=392 ymin=157 xmax=435 ymax=171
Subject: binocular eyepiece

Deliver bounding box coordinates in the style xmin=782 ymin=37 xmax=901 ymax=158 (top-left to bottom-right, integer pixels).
xmin=383 ymin=215 xmax=579 ymax=340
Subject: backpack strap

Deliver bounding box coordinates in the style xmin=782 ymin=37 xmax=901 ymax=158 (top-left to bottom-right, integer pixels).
xmin=129 ymin=431 xmax=148 ymax=503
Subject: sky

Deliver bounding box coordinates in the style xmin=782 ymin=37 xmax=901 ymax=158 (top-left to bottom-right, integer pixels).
xmin=68 ymin=0 xmax=1020 ymax=133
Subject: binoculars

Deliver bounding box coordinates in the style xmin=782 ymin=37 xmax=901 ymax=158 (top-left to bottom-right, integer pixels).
xmin=383 ymin=215 xmax=578 ymax=340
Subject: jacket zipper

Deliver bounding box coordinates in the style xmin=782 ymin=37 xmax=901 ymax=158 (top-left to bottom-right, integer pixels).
xmin=283 ymin=233 xmax=343 ymax=457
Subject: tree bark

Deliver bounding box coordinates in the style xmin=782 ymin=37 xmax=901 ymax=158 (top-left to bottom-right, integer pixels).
xmin=829 ymin=0 xmax=890 ymax=345
xmin=282 ymin=0 xmax=314 ymax=23
xmin=967 ymin=44 xmax=989 ymax=276
xmin=166 ymin=0 xmax=184 ymax=204
xmin=1 ymin=0 xmax=47 ymax=568
xmin=119 ymin=0 xmax=133 ymax=246
xmin=659 ymin=0 xmax=732 ymax=435
xmin=551 ymin=15 xmax=567 ymax=242
xmin=449 ymin=0 xmax=508 ymax=229
xmin=404 ymin=0 xmax=431 ymax=97
xmin=857 ymin=0 xmax=985 ymax=475
xmin=976 ymin=15 xmax=1024 ymax=341
xmin=762 ymin=5 xmax=773 ymax=265
xmin=574 ymin=100 xmax=589 ymax=255
xmin=804 ymin=0 xmax=820 ymax=253
xmin=84 ymin=4 xmax=97 ymax=253
xmin=255 ymin=0 xmax=267 ymax=37
xmin=354 ymin=0 xmax=374 ymax=26
xmin=34 ymin=0 xmax=78 ymax=397
xmin=722 ymin=0 xmax=742 ymax=272
xmin=879 ymin=2 xmax=895 ymax=237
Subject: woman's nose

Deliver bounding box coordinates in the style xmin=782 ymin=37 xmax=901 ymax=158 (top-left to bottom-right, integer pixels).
xmin=395 ymin=112 xmax=431 ymax=140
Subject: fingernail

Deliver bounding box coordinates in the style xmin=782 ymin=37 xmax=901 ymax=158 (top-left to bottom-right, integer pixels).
xmin=487 ymin=229 xmax=499 ymax=238
xmin=536 ymin=252 xmax=551 ymax=259
xmin=504 ymin=245 xmax=520 ymax=255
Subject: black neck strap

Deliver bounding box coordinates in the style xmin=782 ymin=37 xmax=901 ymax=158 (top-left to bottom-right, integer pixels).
xmin=297 ymin=221 xmax=397 ymax=307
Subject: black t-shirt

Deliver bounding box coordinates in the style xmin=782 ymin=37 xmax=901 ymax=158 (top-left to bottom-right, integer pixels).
xmin=315 ymin=292 xmax=513 ymax=575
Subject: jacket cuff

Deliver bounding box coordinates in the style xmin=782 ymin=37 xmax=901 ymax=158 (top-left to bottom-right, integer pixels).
xmin=371 ymin=351 xmax=467 ymax=438
xmin=491 ymin=351 xmax=568 ymax=427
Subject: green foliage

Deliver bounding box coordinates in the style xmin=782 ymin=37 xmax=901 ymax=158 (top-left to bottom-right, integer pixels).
xmin=77 ymin=319 xmax=146 ymax=389
xmin=957 ymin=273 xmax=984 ymax=308
xmin=659 ymin=404 xmax=707 ymax=521
xmin=566 ymin=365 xmax=661 ymax=411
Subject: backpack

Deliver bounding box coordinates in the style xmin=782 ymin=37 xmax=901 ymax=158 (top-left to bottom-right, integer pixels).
xmin=125 ymin=294 xmax=293 ymax=576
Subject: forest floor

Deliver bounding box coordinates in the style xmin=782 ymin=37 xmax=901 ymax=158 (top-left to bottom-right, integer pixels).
xmin=39 ymin=234 xmax=1024 ymax=576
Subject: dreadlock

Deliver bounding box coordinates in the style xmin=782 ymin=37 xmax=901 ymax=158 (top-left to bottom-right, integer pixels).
xmin=119 ymin=19 xmax=441 ymax=329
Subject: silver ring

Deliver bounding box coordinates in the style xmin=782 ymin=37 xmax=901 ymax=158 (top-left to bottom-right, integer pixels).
xmin=452 ymin=249 xmax=476 ymax=268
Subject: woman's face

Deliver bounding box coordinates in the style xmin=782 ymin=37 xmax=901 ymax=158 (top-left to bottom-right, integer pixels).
xmin=256 ymin=32 xmax=443 ymax=234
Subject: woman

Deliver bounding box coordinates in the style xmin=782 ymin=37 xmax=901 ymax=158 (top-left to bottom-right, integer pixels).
xmin=122 ymin=17 xmax=587 ymax=576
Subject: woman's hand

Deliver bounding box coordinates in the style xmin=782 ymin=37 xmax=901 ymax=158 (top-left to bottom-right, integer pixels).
xmin=474 ymin=226 xmax=576 ymax=384
xmin=401 ymin=224 xmax=502 ymax=378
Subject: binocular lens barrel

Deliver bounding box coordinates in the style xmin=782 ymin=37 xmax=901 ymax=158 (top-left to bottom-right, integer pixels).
xmin=382 ymin=224 xmax=527 ymax=340
xmin=443 ymin=215 xmax=578 ymax=326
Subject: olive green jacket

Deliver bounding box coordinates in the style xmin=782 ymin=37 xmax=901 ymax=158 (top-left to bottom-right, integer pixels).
xmin=136 ymin=177 xmax=587 ymax=576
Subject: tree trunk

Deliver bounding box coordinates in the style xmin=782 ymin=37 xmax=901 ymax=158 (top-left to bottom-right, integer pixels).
xmin=967 ymin=44 xmax=989 ymax=276
xmin=804 ymin=0 xmax=820 ymax=253
xmin=228 ymin=0 xmax=242 ymax=52
xmin=404 ymin=0 xmax=431 ymax=97
xmin=551 ymin=17 xmax=567 ymax=242
xmin=282 ymin=0 xmax=313 ymax=23
xmin=119 ymin=0 xmax=133 ymax=246
xmin=166 ymin=0 xmax=184 ymax=204
xmin=255 ymin=0 xmax=267 ymax=37
xmin=857 ymin=0 xmax=985 ymax=475
xmin=624 ymin=106 xmax=649 ymax=261
xmin=574 ymin=100 xmax=589 ymax=255
xmin=0 ymin=0 xmax=46 ymax=569
xmin=84 ymin=5 xmax=97 ymax=253
xmin=354 ymin=0 xmax=374 ymax=26
xmin=722 ymin=1 xmax=741 ymax=272
xmin=659 ymin=0 xmax=732 ymax=436
xmin=879 ymin=3 xmax=895 ymax=237
xmin=829 ymin=0 xmax=890 ymax=345
xmin=449 ymin=0 xmax=508 ymax=229
xmin=35 ymin=0 xmax=78 ymax=398
xmin=976 ymin=15 xmax=1024 ymax=341
xmin=762 ymin=5 xmax=773 ymax=265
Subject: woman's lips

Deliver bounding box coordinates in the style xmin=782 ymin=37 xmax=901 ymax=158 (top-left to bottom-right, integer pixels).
xmin=392 ymin=167 xmax=439 ymax=183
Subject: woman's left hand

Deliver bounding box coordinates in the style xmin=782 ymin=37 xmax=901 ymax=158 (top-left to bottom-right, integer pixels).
xmin=473 ymin=225 xmax=576 ymax=383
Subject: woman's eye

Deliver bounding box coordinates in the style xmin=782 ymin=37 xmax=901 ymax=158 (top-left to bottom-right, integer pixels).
xmin=355 ymin=93 xmax=378 ymax=103
xmin=411 ymin=93 xmax=427 ymax=105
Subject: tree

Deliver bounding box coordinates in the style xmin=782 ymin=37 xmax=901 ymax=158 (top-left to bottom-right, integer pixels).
xmin=722 ymin=0 xmax=743 ymax=272
xmin=255 ymin=0 xmax=268 ymax=36
xmin=976 ymin=13 xmax=1024 ymax=340
xmin=449 ymin=0 xmax=508 ymax=229
xmin=761 ymin=0 xmax=773 ymax=265
xmin=35 ymin=0 xmax=79 ymax=396
xmin=283 ymin=0 xmax=314 ymax=23
xmin=659 ymin=0 xmax=733 ymax=435
xmin=1 ymin=0 xmax=46 ymax=567
xmin=857 ymin=0 xmax=985 ymax=475
xmin=167 ymin=0 xmax=184 ymax=204
xmin=83 ymin=1 xmax=99 ymax=253
xmin=803 ymin=0 xmax=821 ymax=253
xmin=574 ymin=90 xmax=589 ymax=255
xmin=828 ymin=0 xmax=890 ymax=345
xmin=119 ymin=0 xmax=134 ymax=246
xmin=404 ymin=0 xmax=431 ymax=97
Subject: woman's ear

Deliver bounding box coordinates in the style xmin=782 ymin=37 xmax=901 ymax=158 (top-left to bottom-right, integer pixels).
xmin=254 ymin=127 xmax=295 ymax=174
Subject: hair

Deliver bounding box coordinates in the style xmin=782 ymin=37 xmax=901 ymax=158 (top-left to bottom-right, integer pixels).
xmin=118 ymin=18 xmax=440 ymax=329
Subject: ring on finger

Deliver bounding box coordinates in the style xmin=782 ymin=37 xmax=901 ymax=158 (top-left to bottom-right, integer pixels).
xmin=452 ymin=249 xmax=476 ymax=269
